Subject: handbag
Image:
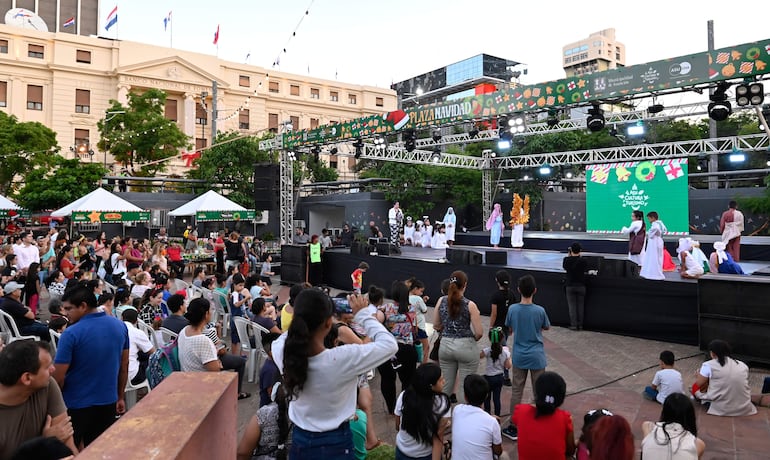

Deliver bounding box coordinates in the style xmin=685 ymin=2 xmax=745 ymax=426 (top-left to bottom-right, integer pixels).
xmin=629 ymin=229 xmax=646 ymax=255
xmin=429 ymin=333 xmax=441 ymax=361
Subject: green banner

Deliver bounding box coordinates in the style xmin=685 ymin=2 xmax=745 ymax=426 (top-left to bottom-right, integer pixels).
xmin=195 ymin=210 xmax=258 ymax=221
xmin=586 ymin=159 xmax=689 ymax=235
xmin=71 ymin=210 xmax=150 ymax=223
xmin=0 ymin=209 xmax=31 ymax=219
xmin=283 ymin=38 xmax=770 ymax=149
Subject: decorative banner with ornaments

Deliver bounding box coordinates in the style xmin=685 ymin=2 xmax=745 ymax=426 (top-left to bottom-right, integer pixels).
xmin=282 ymin=38 xmax=770 ymax=150
xmin=585 ymin=159 xmax=689 ymax=235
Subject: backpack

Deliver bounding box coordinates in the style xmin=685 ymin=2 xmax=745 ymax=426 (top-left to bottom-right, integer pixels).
xmin=103 ymin=255 xmax=114 ymax=274
xmin=146 ymin=337 xmax=181 ymax=389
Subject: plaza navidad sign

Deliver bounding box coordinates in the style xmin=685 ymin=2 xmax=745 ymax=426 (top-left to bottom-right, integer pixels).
xmin=71 ymin=211 xmax=150 ymax=223
xmin=282 ymin=38 xmax=770 ymax=150
xmin=195 ymin=210 xmax=259 ymax=222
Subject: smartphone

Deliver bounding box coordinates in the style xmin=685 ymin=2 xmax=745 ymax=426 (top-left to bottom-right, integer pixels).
xmin=332 ymin=297 xmax=350 ymax=311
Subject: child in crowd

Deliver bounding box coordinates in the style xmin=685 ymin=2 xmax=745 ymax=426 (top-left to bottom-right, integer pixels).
xmin=191 ymin=266 xmax=207 ymax=288
xmin=45 ymin=270 xmax=67 ymax=300
xmin=576 ymin=408 xmax=612 ymax=460
xmin=259 ymin=254 xmax=275 ymax=286
xmin=644 ymin=350 xmax=685 ymax=404
xmin=407 ymin=277 xmax=429 ymax=363
xmin=98 ymin=292 xmax=115 ymax=317
xmin=588 ymin=414 xmax=634 ymax=460
xmin=481 ymin=327 xmax=512 ymax=417
xmin=513 ymin=371 xmax=575 ymax=460
xmin=48 ymin=298 xmax=65 ymax=322
xmin=48 ymin=316 xmax=68 ymax=334
xmin=258 ymin=332 xmax=282 ymax=407
xmin=451 ymin=374 xmax=504 ymax=460
xmin=350 ymin=261 xmax=369 ymax=294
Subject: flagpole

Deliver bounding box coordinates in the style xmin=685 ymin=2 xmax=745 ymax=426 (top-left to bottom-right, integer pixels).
xmin=170 ymin=15 xmax=173 ymax=48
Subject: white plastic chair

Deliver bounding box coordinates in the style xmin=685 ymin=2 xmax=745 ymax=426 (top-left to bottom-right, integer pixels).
xmin=213 ymin=291 xmax=231 ymax=338
xmin=159 ymin=327 xmax=178 ymax=345
xmin=49 ymin=329 xmax=61 ymax=355
xmin=0 ymin=310 xmax=41 ymax=342
xmin=125 ymin=378 xmax=150 ymax=410
xmin=233 ymin=316 xmax=269 ymax=383
xmin=136 ymin=320 xmax=160 ymax=349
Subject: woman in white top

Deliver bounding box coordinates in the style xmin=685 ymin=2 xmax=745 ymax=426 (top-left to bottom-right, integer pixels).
xmin=272 ymin=288 xmax=397 ymax=458
xmin=109 ymin=242 xmax=127 ymax=282
xmin=642 ymin=392 xmax=705 ymax=459
xmin=639 ymin=211 xmax=667 ymax=280
xmin=178 ymin=297 xmax=221 ymax=373
xmin=620 ymin=210 xmax=646 ymax=266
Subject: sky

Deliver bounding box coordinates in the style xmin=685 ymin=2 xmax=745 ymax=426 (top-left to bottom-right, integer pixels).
xmin=96 ymin=0 xmax=770 ymax=94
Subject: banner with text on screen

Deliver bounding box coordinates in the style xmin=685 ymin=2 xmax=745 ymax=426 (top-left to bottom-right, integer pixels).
xmin=282 ymin=38 xmax=770 ymax=149
xmin=586 ymin=159 xmax=689 ymax=235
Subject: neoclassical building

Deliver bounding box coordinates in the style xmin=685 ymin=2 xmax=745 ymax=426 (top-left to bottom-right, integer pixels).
xmin=0 ymin=23 xmax=397 ymax=177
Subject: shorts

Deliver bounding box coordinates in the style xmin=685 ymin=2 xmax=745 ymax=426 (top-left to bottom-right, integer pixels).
xmin=416 ymin=328 xmax=428 ymax=340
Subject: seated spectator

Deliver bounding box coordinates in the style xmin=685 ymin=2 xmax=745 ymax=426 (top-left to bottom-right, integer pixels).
xmin=0 ymin=341 xmax=77 ymax=458
xmin=129 ymin=272 xmax=152 ymax=299
xmin=576 ymin=408 xmax=612 ymax=460
xmin=237 ymin=382 xmax=291 ymax=460
xmin=160 ymin=294 xmax=189 ymax=334
xmin=138 ymin=288 xmax=165 ymax=325
xmin=643 ymin=350 xmax=685 ymax=404
xmin=642 ymin=392 xmax=705 ymax=459
xmin=258 ymin=333 xmax=282 ymax=408
xmin=1 ymin=281 xmax=51 ymax=341
xmin=48 ymin=298 xmax=65 ymax=322
xmin=451 ymin=374 xmax=503 ymax=460
xmin=191 ymin=267 xmax=207 ymax=288
xmin=589 ymin=414 xmax=634 ymax=460
xmin=165 ymin=242 xmax=185 ymax=278
xmin=48 ymin=316 xmax=68 ymax=334
xmin=121 ymin=309 xmax=155 ymax=386
xmin=97 ymin=293 xmax=114 ymax=317
xmin=45 ymin=271 xmax=67 ymax=301
xmin=693 ymin=339 xmax=756 ymax=416
xmin=708 ymin=241 xmax=745 ymax=275
xmin=250 ymin=298 xmax=279 ymax=333
xmin=259 ymin=254 xmax=275 ymax=286
xmin=113 ymin=285 xmax=136 ymax=321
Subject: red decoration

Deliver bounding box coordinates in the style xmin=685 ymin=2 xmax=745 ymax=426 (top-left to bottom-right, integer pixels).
xmin=182 ymin=151 xmax=201 ymax=167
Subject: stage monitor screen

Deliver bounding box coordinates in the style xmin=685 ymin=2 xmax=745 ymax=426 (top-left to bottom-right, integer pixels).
xmin=586 ymin=159 xmax=689 ymax=235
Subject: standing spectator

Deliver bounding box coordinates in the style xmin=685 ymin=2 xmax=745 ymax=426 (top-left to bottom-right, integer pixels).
xmin=643 ymin=350 xmax=685 ymax=404
xmin=589 ymin=415 xmax=635 ymax=460
xmin=432 ymin=270 xmax=483 ymax=405
xmin=184 ymin=226 xmax=198 ymax=253
xmin=154 ymin=227 xmax=169 ymax=244
xmin=121 ymin=309 xmax=155 ymax=386
xmin=642 ymin=392 xmax=705 ymax=459
xmin=23 ymin=262 xmax=42 ymax=316
xmin=480 ymin=327 xmax=511 ymax=417
xmin=350 ymin=262 xmax=368 ymax=294
xmin=213 ymin=230 xmax=225 ymax=274
xmin=108 ymin=242 xmax=127 ymax=284
xmin=562 ymin=242 xmax=588 ymax=331
xmin=720 ymin=200 xmax=744 ymax=262
xmin=0 ymin=341 xmax=77 ymax=459
xmin=224 ymin=231 xmax=244 ymax=272
xmin=292 ymin=227 xmax=310 ymax=245
xmin=1 ymin=281 xmax=50 ymax=341
xmin=320 ymin=229 xmax=333 ymax=250
xmin=451 ymin=374 xmax=504 ymax=460
xmin=503 ymin=274 xmax=551 ymax=441
xmin=54 ymin=285 xmax=129 ymax=448
xmin=93 ymin=232 xmax=108 ymax=275
xmin=407 ymin=278 xmax=429 ymax=363
xmin=488 ymin=270 xmax=516 ymax=385
xmin=57 ymin=246 xmax=81 ymax=280
xmin=307 ymin=235 xmax=323 ymax=286
xmin=272 ymin=289 xmax=397 ymax=457
xmin=12 ymin=231 xmax=40 ymax=272
xmin=513 ymin=372 xmax=575 ymax=460
xmin=165 ymin=241 xmax=185 ymax=279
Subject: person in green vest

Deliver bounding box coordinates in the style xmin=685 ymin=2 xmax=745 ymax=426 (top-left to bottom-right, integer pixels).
xmin=308 ymin=234 xmax=323 ymax=286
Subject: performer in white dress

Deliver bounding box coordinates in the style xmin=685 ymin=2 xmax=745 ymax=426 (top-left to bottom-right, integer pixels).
xmin=431 ymin=224 xmax=448 ymax=249
xmin=412 ymin=221 xmax=423 ymax=247
xmin=442 ymin=207 xmax=457 ymax=245
xmin=677 ymin=238 xmax=704 ymax=279
xmin=421 ymin=217 xmax=433 ymax=248
xmin=639 ymin=211 xmax=667 ymax=280
xmin=620 ymin=210 xmax=646 ymax=266
xmin=403 ymin=216 xmax=415 ymax=246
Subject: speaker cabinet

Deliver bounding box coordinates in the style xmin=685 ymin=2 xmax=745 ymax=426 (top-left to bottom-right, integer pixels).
xmin=485 ymin=251 xmax=507 ymax=265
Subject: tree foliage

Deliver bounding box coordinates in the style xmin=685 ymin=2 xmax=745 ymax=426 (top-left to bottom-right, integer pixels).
xmin=16 ymin=157 xmax=107 ymax=210
xmin=187 ymin=131 xmax=275 ymax=208
xmin=0 ymin=112 xmax=59 ymax=196
xmin=303 ymin=154 xmax=339 ymax=184
xmin=97 ymin=89 xmax=190 ymax=176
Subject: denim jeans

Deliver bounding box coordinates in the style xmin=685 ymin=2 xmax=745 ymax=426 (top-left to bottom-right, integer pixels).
xmin=290 ymin=422 xmax=354 ymax=459
xmin=484 ymin=373 xmax=504 ymax=415
xmin=565 ymin=285 xmax=586 ymax=328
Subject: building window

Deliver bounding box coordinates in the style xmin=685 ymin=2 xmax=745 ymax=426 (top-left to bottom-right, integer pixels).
xmin=329 ymin=156 xmax=338 ymax=169
xmin=310 ymin=118 xmax=319 ymax=129
xmin=239 ymin=75 xmax=250 ymax=87
xmin=268 ymin=81 xmax=279 ymax=93
xmin=165 ymin=99 xmax=178 ymax=121
xmin=0 ymin=81 xmax=6 ymax=107
xmin=290 ymin=116 xmax=299 ymax=131
xmin=196 ymin=105 xmax=207 ymax=125
xmin=616 ymin=53 xmax=621 ymax=61
xmin=330 ymin=91 xmax=339 ymax=102
xmin=239 ymin=109 xmax=250 ymax=130
xmin=76 ymin=49 xmax=91 ymax=64
xmin=74 ymin=128 xmax=90 ymax=148
xmin=28 ymin=44 xmax=44 ymax=59
xmin=195 ymin=138 xmax=207 ymax=151
xmin=0 ymin=39 xmax=8 ymax=54
xmin=75 ymin=89 xmax=90 ymax=113
xmin=376 ymin=97 xmax=384 ymax=107
xmin=290 ymin=85 xmax=300 ymax=96
xmin=268 ymin=113 xmax=278 ymax=132
xmin=310 ymin=88 xmax=320 ymax=99
xmin=348 ymin=94 xmax=357 ymax=105
xmin=27 ymin=85 xmax=43 ymax=110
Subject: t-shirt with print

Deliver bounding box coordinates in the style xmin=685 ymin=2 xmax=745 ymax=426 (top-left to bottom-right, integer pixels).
xmin=178 ymin=327 xmax=219 ymax=372
xmin=0 ymin=378 xmax=67 ymax=460
xmin=489 ymin=288 xmax=517 ymax=329
xmin=379 ymin=302 xmax=414 ymax=345
xmin=351 ymin=268 xmax=363 ymax=290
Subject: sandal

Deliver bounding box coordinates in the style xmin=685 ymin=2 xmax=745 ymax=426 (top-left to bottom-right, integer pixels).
xmin=238 ymin=392 xmax=251 ymax=400
xmin=366 ymin=440 xmax=384 ymax=451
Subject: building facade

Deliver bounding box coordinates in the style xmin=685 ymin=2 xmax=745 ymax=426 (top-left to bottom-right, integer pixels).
xmin=0 ymin=23 xmax=396 ymax=177
xmin=562 ymin=28 xmax=625 ymax=77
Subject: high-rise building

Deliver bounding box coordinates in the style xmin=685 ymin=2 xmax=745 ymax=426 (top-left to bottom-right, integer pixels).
xmin=562 ymin=29 xmax=625 ymax=77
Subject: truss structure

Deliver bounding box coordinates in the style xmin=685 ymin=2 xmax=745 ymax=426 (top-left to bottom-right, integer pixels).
xmin=279 ymin=151 xmax=294 ymax=244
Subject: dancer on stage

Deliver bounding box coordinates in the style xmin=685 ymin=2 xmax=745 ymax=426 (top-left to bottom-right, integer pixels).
xmin=486 ymin=203 xmax=504 ymax=248
xmin=621 ymin=210 xmax=646 ymax=266
xmin=676 ymin=238 xmax=704 ymax=279
xmin=388 ymin=201 xmax=404 ymax=248
xmin=403 ymin=216 xmax=415 ymax=246
xmin=443 ymin=207 xmax=457 ymax=246
xmin=639 ymin=211 xmax=667 ymax=280
xmin=509 ymin=194 xmax=530 ymax=249
xmin=720 ymin=201 xmax=744 ymax=262
xmin=421 ymin=217 xmax=433 ymax=248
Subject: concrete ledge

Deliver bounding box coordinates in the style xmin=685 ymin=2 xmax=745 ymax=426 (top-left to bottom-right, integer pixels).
xmin=78 ymin=372 xmax=237 ymax=459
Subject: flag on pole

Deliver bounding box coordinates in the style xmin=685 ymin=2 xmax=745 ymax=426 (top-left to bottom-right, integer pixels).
xmin=213 ymin=24 xmax=220 ymax=45
xmin=245 ymin=51 xmax=251 ymax=62
xmin=63 ymin=16 xmax=75 ymax=28
xmin=163 ymin=11 xmax=172 ymax=31
xmin=105 ymin=6 xmax=118 ymax=31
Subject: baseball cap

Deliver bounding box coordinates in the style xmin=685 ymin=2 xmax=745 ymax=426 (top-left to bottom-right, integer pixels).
xmin=3 ymin=281 xmax=24 ymax=295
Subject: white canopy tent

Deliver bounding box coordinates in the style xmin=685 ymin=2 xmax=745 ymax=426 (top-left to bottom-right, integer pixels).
xmin=168 ymin=190 xmax=247 ymax=218
xmin=51 ymin=187 xmax=145 ymax=217
xmin=0 ymin=195 xmax=21 ymax=210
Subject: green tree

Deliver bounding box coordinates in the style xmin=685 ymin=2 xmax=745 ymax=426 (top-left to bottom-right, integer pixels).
xmin=0 ymin=112 xmax=59 ymax=196
xmin=187 ymin=131 xmax=275 ymax=208
xmin=97 ymin=89 xmax=190 ymax=176
xmin=359 ymin=161 xmax=432 ymax=217
xmin=304 ymin=154 xmax=339 ymax=183
xmin=16 ymin=157 xmax=107 ymax=210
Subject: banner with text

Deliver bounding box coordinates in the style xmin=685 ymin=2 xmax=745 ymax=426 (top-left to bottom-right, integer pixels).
xmin=72 ymin=210 xmax=150 ymax=223
xmin=195 ymin=210 xmax=258 ymax=222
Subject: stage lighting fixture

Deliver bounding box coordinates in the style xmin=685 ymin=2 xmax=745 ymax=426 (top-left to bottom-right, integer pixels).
xmin=538 ymin=163 xmax=552 ymax=177
xmin=546 ymin=109 xmax=559 ymax=127
xmin=586 ymin=104 xmax=605 ymax=132
xmin=468 ymin=127 xmax=480 ymax=137
xmin=696 ymin=153 xmax=709 ymax=171
xmin=627 ymin=121 xmax=645 ymax=137
xmin=509 ymin=114 xmax=526 ymax=134
xmin=708 ymin=83 xmax=732 ymax=121
xmin=609 ymin=124 xmax=619 ymax=137
xmin=497 ymin=131 xmax=513 ymax=150
xmin=565 ymin=170 xmax=574 ymax=179
xmin=352 ymin=138 xmax=364 ymax=158
xmin=403 ymin=129 xmax=417 ymax=152
xmin=430 ymin=146 xmax=441 ymax=163
xmin=728 ymin=150 xmax=745 ymax=164
xmin=432 ymin=128 xmax=442 ymax=142
xmin=521 ymin=169 xmax=532 ymax=181
xmin=735 ymin=82 xmax=764 ymax=106
xmin=647 ymin=104 xmax=665 ymax=114
xmin=373 ymin=136 xmax=387 ymax=151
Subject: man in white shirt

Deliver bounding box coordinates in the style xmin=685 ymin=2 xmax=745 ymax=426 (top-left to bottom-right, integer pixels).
xmin=451 ymin=374 xmax=504 ymax=460
xmin=13 ymin=231 xmax=40 ymax=272
xmin=121 ymin=309 xmax=155 ymax=386
xmin=387 ymin=201 xmax=403 ymax=248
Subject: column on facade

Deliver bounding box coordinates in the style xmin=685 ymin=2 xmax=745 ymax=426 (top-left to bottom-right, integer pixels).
xmin=117 ymin=84 xmax=130 ymax=106
xmin=183 ymin=93 xmax=196 ymax=138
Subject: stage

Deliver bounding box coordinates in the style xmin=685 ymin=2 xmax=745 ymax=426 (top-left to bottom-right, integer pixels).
xmin=307 ymin=231 xmax=770 ymax=350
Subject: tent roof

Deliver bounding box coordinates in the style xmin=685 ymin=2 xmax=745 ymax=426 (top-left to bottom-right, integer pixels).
xmin=51 ymin=188 xmax=145 ymax=217
xmin=168 ymin=190 xmax=247 ymax=216
xmin=0 ymin=195 xmax=21 ymax=210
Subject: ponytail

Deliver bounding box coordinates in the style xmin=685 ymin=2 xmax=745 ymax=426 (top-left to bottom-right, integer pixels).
xmin=447 ymin=270 xmax=468 ymax=318
xmin=368 ymin=285 xmax=384 ymax=306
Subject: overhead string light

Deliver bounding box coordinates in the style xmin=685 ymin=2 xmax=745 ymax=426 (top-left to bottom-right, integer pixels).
xmin=271 ymin=0 xmax=315 ymax=69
